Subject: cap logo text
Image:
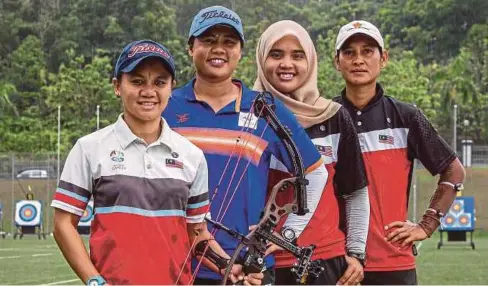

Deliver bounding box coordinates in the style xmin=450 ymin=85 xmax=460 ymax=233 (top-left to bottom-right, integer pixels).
xmin=199 ymin=9 xmax=240 ymax=25
xmin=128 ymin=44 xmax=170 ymax=59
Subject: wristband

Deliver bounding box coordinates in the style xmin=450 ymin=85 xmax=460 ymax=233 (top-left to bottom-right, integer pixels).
xmin=86 ymin=275 xmax=106 ymax=286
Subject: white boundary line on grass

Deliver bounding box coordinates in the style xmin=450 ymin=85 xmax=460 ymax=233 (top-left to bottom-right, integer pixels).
xmin=45 ymin=278 xmax=80 ymax=285
xmin=0 ymin=255 xmax=21 ymax=259
xmin=0 ymin=253 xmax=53 ymax=259
xmin=32 ymin=253 xmax=53 ymax=257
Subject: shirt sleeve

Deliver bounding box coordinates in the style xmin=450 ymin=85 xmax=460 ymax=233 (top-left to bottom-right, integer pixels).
xmin=186 ymin=153 xmax=210 ymax=223
xmin=407 ymin=109 xmax=457 ymax=175
xmin=51 ymin=140 xmax=92 ymax=216
xmin=272 ymin=99 xmax=322 ymax=174
xmin=334 ymin=108 xmax=369 ymax=195
xmin=283 ymin=163 xmax=327 ymax=238
xmin=343 ymin=186 xmax=370 ymax=253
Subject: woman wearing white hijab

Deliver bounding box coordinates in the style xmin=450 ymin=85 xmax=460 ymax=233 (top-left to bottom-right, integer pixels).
xmin=255 ymin=20 xmax=370 ymax=285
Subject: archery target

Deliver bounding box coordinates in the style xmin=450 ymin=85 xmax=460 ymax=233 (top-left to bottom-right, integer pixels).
xmin=459 ymin=214 xmax=472 ymax=227
xmin=443 ymin=215 xmax=456 ymax=227
xmin=440 ymin=197 xmax=475 ymax=230
xmin=15 ymin=200 xmax=42 ymax=226
xmin=78 ymin=200 xmax=94 ymax=227
xmin=451 ymin=200 xmax=463 ymax=214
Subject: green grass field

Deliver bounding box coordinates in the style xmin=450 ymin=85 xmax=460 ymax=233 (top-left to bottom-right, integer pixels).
xmin=0 ymin=167 xmax=486 ymax=284
xmin=0 ymin=236 xmax=82 ymax=285
xmin=0 ymin=232 xmax=487 ymax=285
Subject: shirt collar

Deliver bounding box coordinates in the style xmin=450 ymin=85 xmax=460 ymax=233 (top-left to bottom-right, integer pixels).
xmin=114 ymin=114 xmax=175 ymax=151
xmin=340 ymin=83 xmax=384 ymax=111
xmin=183 ymin=78 xmax=254 ymax=113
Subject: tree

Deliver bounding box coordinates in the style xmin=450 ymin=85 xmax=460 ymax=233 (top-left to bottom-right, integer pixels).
xmin=381 ymin=51 xmax=439 ymax=119
xmin=42 ymin=49 xmax=119 ymax=152
xmin=0 ymin=81 xmax=18 ymax=117
xmin=3 ymin=35 xmax=47 ymax=117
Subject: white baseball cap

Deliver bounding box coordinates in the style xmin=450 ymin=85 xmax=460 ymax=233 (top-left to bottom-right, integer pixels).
xmin=335 ymin=20 xmax=384 ymax=51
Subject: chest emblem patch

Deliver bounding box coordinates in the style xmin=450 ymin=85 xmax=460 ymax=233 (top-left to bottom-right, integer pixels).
xmin=378 ymin=134 xmax=395 ymax=145
xmin=110 ymin=150 xmax=124 ymax=162
xmin=176 ymin=113 xmax=190 ymax=123
xmin=166 ymin=158 xmax=184 ymax=169
xmin=316 ymin=145 xmax=333 ymax=157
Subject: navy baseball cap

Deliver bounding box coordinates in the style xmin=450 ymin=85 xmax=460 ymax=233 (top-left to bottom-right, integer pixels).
xmin=114 ymin=40 xmax=176 ymax=79
xmin=188 ymin=6 xmax=245 ymax=43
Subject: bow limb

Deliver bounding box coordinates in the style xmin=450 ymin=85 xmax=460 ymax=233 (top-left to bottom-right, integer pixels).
xmin=219 ymin=177 xmax=301 ymax=285
xmin=221 ymin=242 xmax=248 ymax=285
xmin=252 ymin=92 xmax=308 ymax=215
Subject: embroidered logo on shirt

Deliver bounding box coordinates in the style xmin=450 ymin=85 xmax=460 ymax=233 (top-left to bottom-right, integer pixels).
xmin=378 ymin=134 xmax=395 ymax=145
xmin=316 ymin=145 xmax=333 ymax=157
xmin=176 ymin=113 xmax=190 ymax=123
xmin=110 ymin=150 xmax=124 ymax=162
xmin=166 ymin=158 xmax=184 ymax=169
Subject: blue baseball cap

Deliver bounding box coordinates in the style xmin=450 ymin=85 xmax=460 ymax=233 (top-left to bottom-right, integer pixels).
xmin=188 ymin=6 xmax=245 ymax=43
xmin=114 ymin=40 xmax=176 ymax=79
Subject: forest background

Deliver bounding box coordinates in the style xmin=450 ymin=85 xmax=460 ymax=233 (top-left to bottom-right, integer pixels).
xmin=1 ymin=0 xmax=487 ymax=154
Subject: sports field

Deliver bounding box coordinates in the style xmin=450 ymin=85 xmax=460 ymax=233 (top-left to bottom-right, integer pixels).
xmin=0 ymin=231 xmax=487 ymax=285
xmin=0 ymin=167 xmax=486 ymax=284
xmin=0 ymin=236 xmax=83 ymax=285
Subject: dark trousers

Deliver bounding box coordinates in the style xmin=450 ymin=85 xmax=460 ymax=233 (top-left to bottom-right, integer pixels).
xmin=275 ymin=255 xmax=348 ymax=285
xmin=362 ymin=269 xmax=417 ymax=285
xmin=194 ymin=268 xmax=275 ymax=285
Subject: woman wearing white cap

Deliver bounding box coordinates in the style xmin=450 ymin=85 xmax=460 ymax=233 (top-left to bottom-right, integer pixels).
xmin=254 ymin=20 xmax=370 ymax=285
xmin=333 ymin=20 xmax=465 ymax=285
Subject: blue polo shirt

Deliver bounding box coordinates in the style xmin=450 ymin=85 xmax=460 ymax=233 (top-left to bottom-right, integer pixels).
xmin=163 ymin=79 xmax=322 ymax=280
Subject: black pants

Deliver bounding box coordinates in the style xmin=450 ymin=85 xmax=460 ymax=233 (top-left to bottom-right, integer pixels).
xmin=275 ymin=255 xmax=348 ymax=285
xmin=362 ymin=269 xmax=417 ymax=285
xmin=194 ymin=268 xmax=275 ymax=285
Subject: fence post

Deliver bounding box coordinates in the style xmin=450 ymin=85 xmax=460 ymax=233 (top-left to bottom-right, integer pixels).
xmin=46 ymin=155 xmax=51 ymax=234
xmin=57 ymin=105 xmax=61 ymax=185
xmin=453 ymin=104 xmax=457 ymax=154
xmin=10 ymin=153 xmax=14 ymax=235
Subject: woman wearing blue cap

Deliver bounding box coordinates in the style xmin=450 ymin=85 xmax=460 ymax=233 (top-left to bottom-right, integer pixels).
xmin=163 ymin=5 xmax=327 ymax=286
xmin=51 ymin=40 xmax=241 ymax=285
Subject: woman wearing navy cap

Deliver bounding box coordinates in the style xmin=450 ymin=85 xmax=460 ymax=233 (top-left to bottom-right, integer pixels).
xmin=51 ymin=40 xmax=251 ymax=285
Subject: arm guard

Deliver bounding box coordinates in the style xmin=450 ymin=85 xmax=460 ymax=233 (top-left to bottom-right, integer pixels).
xmin=194 ymin=239 xmax=229 ymax=271
xmin=418 ymin=158 xmax=465 ymax=237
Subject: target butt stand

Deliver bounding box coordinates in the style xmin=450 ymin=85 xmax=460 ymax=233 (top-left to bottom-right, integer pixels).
xmin=13 ymin=200 xmax=46 ymax=240
xmin=0 ymin=202 xmax=7 ymax=238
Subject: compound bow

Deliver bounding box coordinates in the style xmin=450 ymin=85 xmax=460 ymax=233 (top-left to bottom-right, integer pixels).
xmin=206 ymin=92 xmax=324 ymax=285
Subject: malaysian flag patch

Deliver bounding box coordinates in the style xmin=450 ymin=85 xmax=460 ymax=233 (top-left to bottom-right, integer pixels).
xmin=316 ymin=145 xmax=333 ymax=157
xmin=378 ymin=134 xmax=395 ymax=145
xmin=166 ymin=158 xmax=184 ymax=169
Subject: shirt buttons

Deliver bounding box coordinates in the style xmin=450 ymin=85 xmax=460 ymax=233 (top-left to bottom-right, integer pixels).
xmin=357 ymin=121 xmax=362 ymax=126
xmin=357 ymin=111 xmax=362 ymax=116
